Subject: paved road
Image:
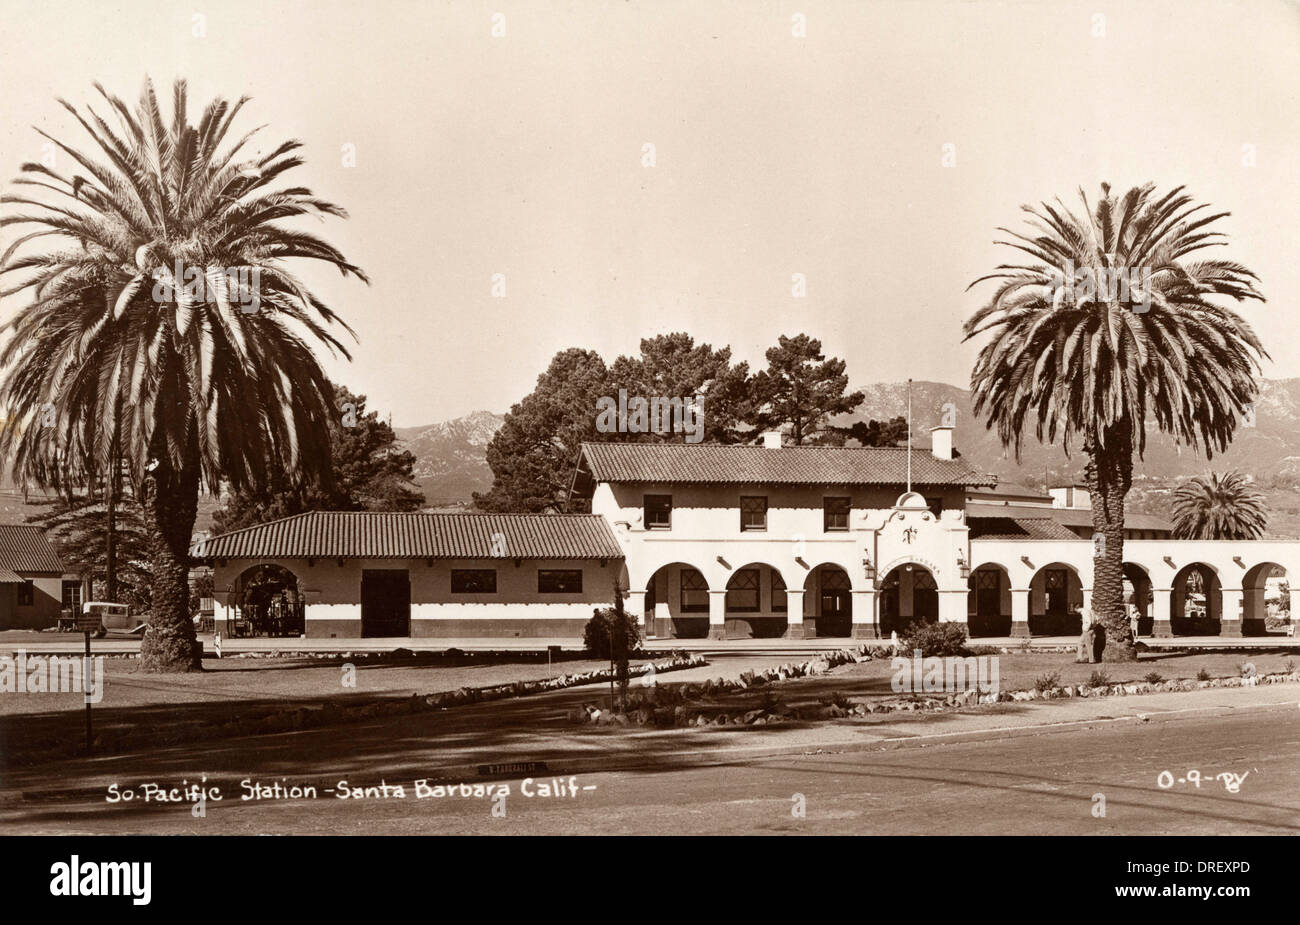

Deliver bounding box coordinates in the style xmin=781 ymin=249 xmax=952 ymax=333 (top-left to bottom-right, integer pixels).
xmin=5 ymin=699 xmax=1297 ymax=835
xmin=5 ymin=629 xmax=1293 ymax=656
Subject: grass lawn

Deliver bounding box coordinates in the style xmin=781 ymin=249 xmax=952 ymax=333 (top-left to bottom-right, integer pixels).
xmin=584 ymin=648 xmax=1300 ymax=725
xmin=0 ymin=653 xmax=656 ymax=762
xmin=829 ymin=649 xmax=1300 ymax=695
xmin=2 ymin=652 xmax=653 ymax=716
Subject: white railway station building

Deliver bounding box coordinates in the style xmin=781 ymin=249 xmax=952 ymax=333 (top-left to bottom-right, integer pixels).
xmin=194 ymin=428 xmax=1300 ymax=640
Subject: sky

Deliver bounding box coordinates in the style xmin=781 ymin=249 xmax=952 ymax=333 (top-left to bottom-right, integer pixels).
xmin=0 ymin=0 xmax=1296 ymax=427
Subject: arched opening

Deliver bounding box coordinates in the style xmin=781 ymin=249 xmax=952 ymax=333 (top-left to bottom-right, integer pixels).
xmin=805 ymin=564 xmax=853 ymax=637
xmin=1171 ymin=563 xmax=1221 ymax=636
xmin=1242 ymin=562 xmax=1287 ymax=637
xmin=1123 ymin=563 xmax=1153 ymax=637
xmin=880 ymin=563 xmax=938 ymax=639
xmin=644 ymin=562 xmax=710 ymax=639
xmin=967 ymin=564 xmax=1010 ymax=637
xmin=724 ymin=563 xmax=789 ymax=639
xmin=225 ymin=564 xmax=303 ymax=638
xmin=1028 ymin=563 xmax=1083 ymax=636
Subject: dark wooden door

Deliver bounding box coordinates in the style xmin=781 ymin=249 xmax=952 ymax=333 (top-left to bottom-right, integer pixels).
xmin=361 ymin=569 xmax=410 ymax=637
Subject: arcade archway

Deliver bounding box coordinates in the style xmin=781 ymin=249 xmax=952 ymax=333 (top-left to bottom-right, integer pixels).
xmin=720 ymin=563 xmax=790 ymax=638
xmin=644 ymin=562 xmax=711 ymax=639
xmin=805 ymin=564 xmax=853 ymax=637
xmin=1171 ymin=563 xmax=1221 ymax=636
xmin=1242 ymin=561 xmax=1286 ymax=636
xmin=225 ymin=564 xmax=304 ymax=637
xmin=1028 ymin=563 xmax=1083 ymax=636
xmin=880 ymin=563 xmax=938 ymax=638
xmin=967 ymin=564 xmax=1011 ymax=637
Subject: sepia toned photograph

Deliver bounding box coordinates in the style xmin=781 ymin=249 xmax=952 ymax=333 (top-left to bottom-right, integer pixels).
xmin=0 ymin=0 xmax=1295 ymax=902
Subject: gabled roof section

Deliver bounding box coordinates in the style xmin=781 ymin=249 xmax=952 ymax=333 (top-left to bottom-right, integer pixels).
xmin=0 ymin=525 xmax=65 ymax=573
xmin=968 ymin=483 xmax=1053 ymax=504
xmin=191 ymin=511 xmax=624 ymax=561
xmin=966 ymin=502 xmax=1174 ymax=533
xmin=578 ymin=442 xmax=995 ymax=488
xmin=968 ymin=516 xmax=1080 ymax=541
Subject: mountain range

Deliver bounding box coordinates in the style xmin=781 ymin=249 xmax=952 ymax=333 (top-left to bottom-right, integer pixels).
xmin=393 ymin=410 xmax=505 ymax=508
xmin=392 ymin=379 xmax=1300 ymax=536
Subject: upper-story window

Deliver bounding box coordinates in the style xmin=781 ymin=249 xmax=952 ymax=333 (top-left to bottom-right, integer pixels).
xmin=18 ymin=581 xmax=33 ymax=606
xmin=824 ymin=497 xmax=851 ymax=532
xmin=925 ymin=496 xmax=944 ymax=519
xmin=740 ymin=496 xmax=767 ymax=532
xmin=644 ymin=494 xmax=672 ymax=530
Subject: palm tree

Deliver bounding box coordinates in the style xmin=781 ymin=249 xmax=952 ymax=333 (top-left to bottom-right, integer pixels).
xmin=0 ymin=79 xmax=366 ymax=670
xmin=1171 ymin=471 xmax=1267 ymax=540
xmin=963 ymin=183 xmax=1265 ymax=659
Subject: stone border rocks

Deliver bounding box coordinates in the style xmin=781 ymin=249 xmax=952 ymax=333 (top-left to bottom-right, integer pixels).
xmin=568 ymin=642 xmax=1300 ymax=728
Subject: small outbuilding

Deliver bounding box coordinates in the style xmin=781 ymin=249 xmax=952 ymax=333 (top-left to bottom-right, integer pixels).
xmin=191 ymin=511 xmax=626 ymax=638
xmin=0 ymin=525 xmax=87 ymax=630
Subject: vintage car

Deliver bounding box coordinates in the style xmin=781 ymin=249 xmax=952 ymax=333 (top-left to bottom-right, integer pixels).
xmin=84 ymin=601 xmax=146 ymax=638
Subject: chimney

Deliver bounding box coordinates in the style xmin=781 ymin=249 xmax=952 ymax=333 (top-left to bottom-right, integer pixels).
xmin=762 ymin=431 xmax=783 ymax=449
xmin=929 ymin=424 xmax=953 ymax=460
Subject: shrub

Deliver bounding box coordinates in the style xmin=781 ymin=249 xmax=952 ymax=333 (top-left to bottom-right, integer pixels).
xmin=899 ymin=621 xmax=970 ymax=657
xmin=583 ymin=607 xmax=640 ymax=660
xmin=1087 ymin=670 xmax=1110 ymax=687
xmin=1033 ymin=671 xmax=1061 ymax=692
xmin=818 ymin=690 xmax=852 ymax=710
xmin=1196 ymin=668 xmax=1212 ymax=682
xmin=1143 ymin=671 xmax=1164 ymax=684
xmin=1284 ymin=659 xmax=1296 ymax=674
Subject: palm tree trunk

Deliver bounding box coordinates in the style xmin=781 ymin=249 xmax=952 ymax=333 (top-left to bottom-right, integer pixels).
xmin=105 ymin=453 xmax=118 ymax=602
xmin=140 ymin=436 xmax=201 ymax=672
xmin=1085 ymin=426 xmax=1137 ymax=661
xmin=106 ymin=412 xmax=122 ymax=602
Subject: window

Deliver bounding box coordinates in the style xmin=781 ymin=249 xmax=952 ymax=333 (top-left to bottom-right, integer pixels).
xmin=771 ymin=571 xmax=788 ymax=612
xmin=451 ymin=569 xmax=496 ymax=593
xmin=61 ymin=581 xmax=82 ymax=611
xmin=925 ymin=496 xmax=944 ymax=518
xmin=538 ymin=569 xmax=583 ymax=594
xmin=726 ymin=568 xmax=760 ymax=612
xmin=644 ymin=495 xmax=672 ymax=530
xmin=824 ymin=496 xmax=851 ymax=531
xmin=18 ymin=581 xmax=33 ymax=606
xmin=740 ymin=496 xmax=768 ymax=532
xmin=680 ymin=568 xmax=709 ymax=613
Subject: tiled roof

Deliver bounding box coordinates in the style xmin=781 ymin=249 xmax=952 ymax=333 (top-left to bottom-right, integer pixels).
xmin=968 ymin=517 xmax=1080 ymax=541
xmin=968 ymin=483 xmax=1053 ymax=503
xmin=0 ymin=525 xmax=65 ymax=572
xmin=0 ymin=568 xmax=27 ymax=583
xmin=966 ymin=502 xmax=1173 ymax=533
xmin=579 ymin=442 xmax=995 ymax=487
xmin=191 ymin=511 xmax=625 ymax=561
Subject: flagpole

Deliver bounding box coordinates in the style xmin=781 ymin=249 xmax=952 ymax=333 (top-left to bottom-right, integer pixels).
xmin=906 ymin=378 xmax=912 ymax=494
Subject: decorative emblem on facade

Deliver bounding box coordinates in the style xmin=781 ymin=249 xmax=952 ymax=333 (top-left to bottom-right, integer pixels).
xmin=903 ymin=526 xmax=918 ymax=545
